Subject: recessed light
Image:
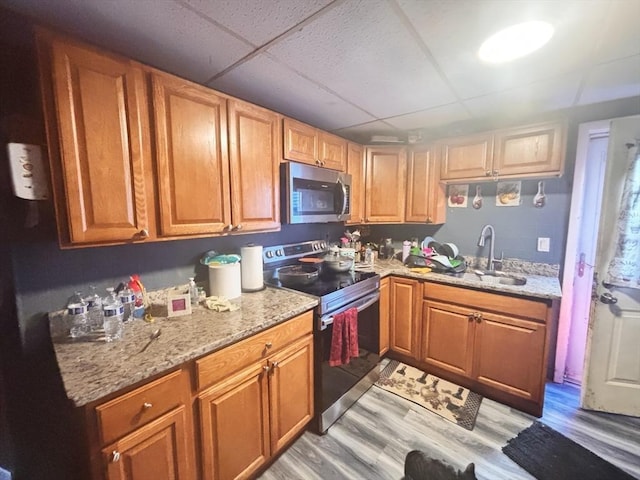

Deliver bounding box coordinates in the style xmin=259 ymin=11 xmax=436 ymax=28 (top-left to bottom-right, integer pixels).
xmin=479 ymin=21 xmax=554 ymax=64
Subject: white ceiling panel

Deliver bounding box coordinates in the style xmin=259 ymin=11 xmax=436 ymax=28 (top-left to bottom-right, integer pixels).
xmin=593 ymin=0 xmax=640 ymax=63
xmin=334 ymin=120 xmax=402 ymax=141
xmin=183 ymin=0 xmax=333 ymax=46
xmin=384 ymin=102 xmax=471 ymax=130
xmin=209 ymin=53 xmax=376 ymax=131
xmin=578 ymin=56 xmax=640 ymax=105
xmin=463 ymin=72 xmax=584 ymax=121
xmin=265 ymin=0 xmax=457 ymax=118
xmin=398 ymin=0 xmax=609 ymax=99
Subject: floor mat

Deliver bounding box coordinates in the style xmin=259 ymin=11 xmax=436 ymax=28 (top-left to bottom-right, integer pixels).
xmin=375 ymin=360 xmax=482 ymax=431
xmin=503 ymin=420 xmax=635 ymax=480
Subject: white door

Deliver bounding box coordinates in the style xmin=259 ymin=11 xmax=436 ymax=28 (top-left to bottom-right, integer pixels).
xmin=582 ymin=115 xmax=640 ymax=416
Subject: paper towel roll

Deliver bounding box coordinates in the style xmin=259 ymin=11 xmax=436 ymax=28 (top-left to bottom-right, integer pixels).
xmin=240 ymin=244 xmax=264 ymax=292
xmin=208 ymin=263 xmax=241 ymax=299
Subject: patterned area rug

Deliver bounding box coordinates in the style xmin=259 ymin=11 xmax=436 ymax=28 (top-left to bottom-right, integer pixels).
xmin=375 ymin=360 xmax=482 ymax=431
xmin=503 ymin=421 xmax=636 ymax=480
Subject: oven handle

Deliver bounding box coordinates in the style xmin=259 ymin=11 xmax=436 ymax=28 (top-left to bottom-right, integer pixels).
xmin=320 ymin=291 xmax=380 ymax=331
xmin=338 ymin=177 xmax=348 ymax=217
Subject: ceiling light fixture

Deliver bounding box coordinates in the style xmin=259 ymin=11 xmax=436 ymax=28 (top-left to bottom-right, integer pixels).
xmin=478 ymin=21 xmax=554 ymax=64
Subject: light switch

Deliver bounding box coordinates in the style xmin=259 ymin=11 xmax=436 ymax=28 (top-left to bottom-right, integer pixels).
xmin=537 ymin=237 xmax=550 ymax=252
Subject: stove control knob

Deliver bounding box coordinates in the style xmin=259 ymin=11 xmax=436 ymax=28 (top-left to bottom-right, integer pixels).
xmin=312 ymin=242 xmax=320 ymax=251
xmin=276 ymin=249 xmax=284 ymax=257
xmin=265 ymin=250 xmax=274 ymax=258
xmin=320 ymin=241 xmax=327 ymax=249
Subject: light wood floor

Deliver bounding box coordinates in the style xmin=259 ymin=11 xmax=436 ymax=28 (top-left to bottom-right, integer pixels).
xmin=259 ymin=378 xmax=640 ymax=479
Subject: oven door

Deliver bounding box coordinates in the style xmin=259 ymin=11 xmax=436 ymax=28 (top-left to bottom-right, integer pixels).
xmin=315 ymin=290 xmax=380 ymax=433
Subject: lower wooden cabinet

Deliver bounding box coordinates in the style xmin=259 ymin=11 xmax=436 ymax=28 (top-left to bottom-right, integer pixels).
xmin=421 ymin=281 xmax=552 ymax=415
xmin=389 ymin=277 xmax=421 ymax=357
xmin=198 ymin=334 xmax=313 ymax=480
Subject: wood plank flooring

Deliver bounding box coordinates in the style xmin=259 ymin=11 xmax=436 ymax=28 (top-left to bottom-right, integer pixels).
xmin=259 ymin=377 xmax=640 ymax=479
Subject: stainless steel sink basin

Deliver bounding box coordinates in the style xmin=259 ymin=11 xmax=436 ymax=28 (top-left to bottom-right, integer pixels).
xmin=473 ymin=270 xmax=527 ymax=286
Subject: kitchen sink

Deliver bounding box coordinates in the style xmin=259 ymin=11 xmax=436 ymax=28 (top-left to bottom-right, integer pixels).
xmin=473 ymin=270 xmax=527 ymax=286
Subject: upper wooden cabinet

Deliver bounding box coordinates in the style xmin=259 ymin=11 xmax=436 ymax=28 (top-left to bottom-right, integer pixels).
xmin=283 ymin=117 xmax=346 ymax=170
xmin=439 ymin=121 xmax=566 ymax=182
xmin=151 ymin=72 xmax=231 ymax=236
xmin=227 ymin=99 xmax=281 ymax=232
xmin=406 ymin=145 xmax=446 ymax=224
xmin=345 ymin=142 xmax=365 ymax=225
xmin=364 ymin=146 xmax=407 ymax=223
xmin=37 ymin=29 xmax=154 ymax=246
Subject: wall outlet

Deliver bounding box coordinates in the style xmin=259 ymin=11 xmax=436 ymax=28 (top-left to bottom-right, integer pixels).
xmin=537 ymin=237 xmax=550 ymax=252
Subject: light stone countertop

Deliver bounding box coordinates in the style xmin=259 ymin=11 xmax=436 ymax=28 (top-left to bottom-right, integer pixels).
xmin=366 ymin=259 xmax=562 ymax=300
xmin=49 ymin=286 xmax=318 ymax=407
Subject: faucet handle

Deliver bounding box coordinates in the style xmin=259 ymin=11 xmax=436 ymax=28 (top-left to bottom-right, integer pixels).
xmin=492 ymin=251 xmax=504 ymax=270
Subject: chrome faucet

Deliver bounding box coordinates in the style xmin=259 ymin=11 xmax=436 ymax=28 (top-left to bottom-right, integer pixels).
xmin=477 ymin=224 xmax=503 ymax=271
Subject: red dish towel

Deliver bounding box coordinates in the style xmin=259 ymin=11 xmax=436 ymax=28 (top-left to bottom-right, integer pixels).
xmin=329 ymin=307 xmax=359 ymax=367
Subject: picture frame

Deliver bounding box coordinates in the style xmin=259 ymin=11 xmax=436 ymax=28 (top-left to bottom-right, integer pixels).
xmin=167 ymin=293 xmax=192 ymax=317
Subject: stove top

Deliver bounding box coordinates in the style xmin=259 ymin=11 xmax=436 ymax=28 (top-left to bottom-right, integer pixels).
xmin=266 ymin=269 xmax=378 ymax=297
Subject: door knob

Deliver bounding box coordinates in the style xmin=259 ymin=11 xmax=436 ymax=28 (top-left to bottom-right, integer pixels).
xmin=599 ymin=292 xmax=618 ymax=304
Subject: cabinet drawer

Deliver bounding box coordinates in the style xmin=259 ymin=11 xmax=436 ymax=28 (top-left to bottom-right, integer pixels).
xmin=424 ymin=282 xmax=548 ymax=322
xmin=96 ymin=369 xmax=186 ymax=446
xmin=196 ymin=310 xmax=313 ymax=391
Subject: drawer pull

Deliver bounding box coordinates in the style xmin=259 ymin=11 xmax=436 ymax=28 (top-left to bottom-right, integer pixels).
xmin=262 ymin=365 xmax=270 ymax=373
xmin=142 ymin=402 xmax=153 ymax=410
xmin=111 ymin=450 xmax=121 ymax=463
xmin=265 ymin=342 xmax=273 ymax=349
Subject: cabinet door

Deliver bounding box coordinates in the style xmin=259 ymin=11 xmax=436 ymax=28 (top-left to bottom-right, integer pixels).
xmin=421 ymin=300 xmax=474 ymax=377
xmin=199 ymin=363 xmax=270 ymax=480
xmin=365 ymin=147 xmax=407 ymax=223
xmin=493 ymin=121 xmax=566 ymax=178
xmin=345 ymin=142 xmax=365 ymax=224
xmin=439 ymin=134 xmax=494 ymax=181
xmin=379 ymin=277 xmax=390 ymax=356
xmin=228 ymin=100 xmax=280 ymax=232
xmin=318 ymin=131 xmax=347 ymax=171
xmin=104 ymin=406 xmax=195 ymax=480
xmin=283 ymin=117 xmax=317 ymax=165
xmin=152 ymin=72 xmax=231 ymax=236
xmin=406 ymin=145 xmax=446 ymax=224
xmin=268 ymin=335 xmax=314 ymax=453
xmin=389 ymin=277 xmax=420 ymax=358
xmin=473 ymin=313 xmax=546 ymax=402
xmin=45 ymin=35 xmax=152 ymax=244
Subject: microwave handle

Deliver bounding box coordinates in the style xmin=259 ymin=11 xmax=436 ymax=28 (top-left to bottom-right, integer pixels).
xmin=320 ymin=291 xmax=380 ymax=331
xmin=338 ymin=177 xmax=348 ymax=216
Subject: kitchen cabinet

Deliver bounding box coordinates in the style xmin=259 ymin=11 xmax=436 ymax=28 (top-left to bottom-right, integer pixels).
xmin=36 ymin=29 xmax=155 ymax=246
xmin=151 ymin=72 xmax=230 ymax=236
xmin=345 ymin=142 xmax=365 ymax=225
xmin=421 ymin=282 xmax=551 ymax=415
xmin=439 ymin=121 xmax=566 ymax=182
xmin=93 ymin=368 xmax=196 ymax=480
xmin=389 ymin=276 xmax=421 ymax=358
xmin=379 ymin=277 xmax=390 ymax=356
xmin=227 ymin=99 xmax=281 ymax=232
xmin=364 ymin=146 xmax=407 ymax=223
xmin=405 ymin=144 xmax=446 ymax=224
xmin=197 ymin=311 xmax=313 ymax=480
xmin=283 ymin=117 xmax=347 ymax=170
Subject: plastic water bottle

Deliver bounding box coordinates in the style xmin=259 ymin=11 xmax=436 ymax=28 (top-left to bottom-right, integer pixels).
xmin=103 ymin=288 xmax=124 ymax=342
xmin=119 ymin=284 xmax=136 ymax=323
xmin=189 ymin=277 xmax=198 ymax=306
xmin=66 ymin=291 xmax=89 ymax=338
xmin=84 ymin=285 xmax=104 ymax=332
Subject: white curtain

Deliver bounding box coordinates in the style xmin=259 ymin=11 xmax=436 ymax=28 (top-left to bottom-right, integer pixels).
xmin=605 ymin=142 xmax=640 ymax=289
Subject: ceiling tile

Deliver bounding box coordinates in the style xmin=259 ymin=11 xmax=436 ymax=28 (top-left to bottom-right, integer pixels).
xmin=334 ymin=120 xmax=403 ymax=143
xmin=578 ymin=56 xmax=640 ymax=105
xmin=183 ymin=0 xmax=333 ymax=46
xmin=398 ymin=0 xmax=611 ymax=99
xmin=593 ymin=0 xmax=640 ymax=63
xmin=209 ymin=53 xmax=376 ymax=131
xmin=4 ymin=0 xmax=253 ymax=83
xmin=384 ymin=102 xmax=471 ymax=130
xmin=462 ymin=72 xmax=583 ymax=121
xmin=265 ymin=0 xmax=457 ymax=118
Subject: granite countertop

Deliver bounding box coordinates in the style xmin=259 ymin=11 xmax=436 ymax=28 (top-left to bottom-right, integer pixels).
xmin=50 ymin=286 xmax=318 ymax=407
xmin=369 ymin=259 xmax=562 ymax=300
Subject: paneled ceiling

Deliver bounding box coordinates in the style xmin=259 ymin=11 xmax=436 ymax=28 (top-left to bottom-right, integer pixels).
xmin=3 ymin=0 xmax=640 ymax=142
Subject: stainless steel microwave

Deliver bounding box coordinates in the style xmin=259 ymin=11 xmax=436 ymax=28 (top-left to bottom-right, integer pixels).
xmin=282 ymin=162 xmax=352 ymax=224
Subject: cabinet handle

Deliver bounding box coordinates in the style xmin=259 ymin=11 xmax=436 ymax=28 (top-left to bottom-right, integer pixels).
xmin=262 ymin=365 xmax=270 ymax=373
xmin=265 ymin=341 xmax=273 ymax=349
xmin=270 ymin=361 xmax=279 ymax=373
xmin=138 ymin=229 xmax=149 ymax=238
xmin=485 ymin=170 xmax=491 ymax=176
xmin=111 ymin=450 xmax=121 ymax=463
xmin=226 ymin=224 xmax=233 ymax=231
xmin=467 ymin=313 xmax=475 ymax=322
xmin=476 ymin=313 xmax=482 ymax=323
xmin=234 ymin=224 xmax=243 ymax=231
xmin=142 ymin=402 xmax=153 ymax=410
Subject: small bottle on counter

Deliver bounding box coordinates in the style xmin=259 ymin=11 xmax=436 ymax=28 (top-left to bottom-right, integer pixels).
xmin=103 ymin=288 xmax=124 ymax=342
xmin=66 ymin=291 xmax=89 ymax=338
xmin=119 ymin=284 xmax=137 ymax=323
xmin=189 ymin=277 xmax=199 ymax=306
xmin=84 ymin=285 xmax=104 ymax=331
